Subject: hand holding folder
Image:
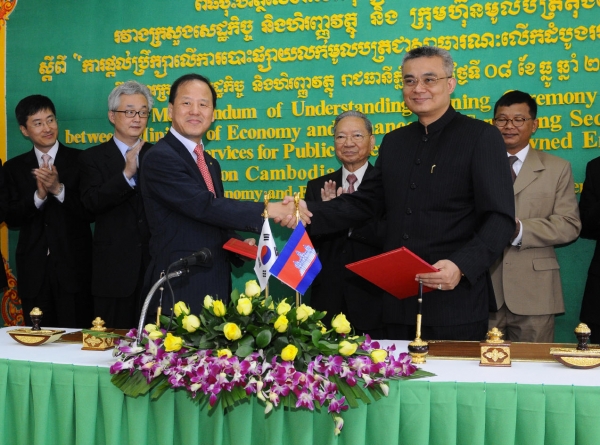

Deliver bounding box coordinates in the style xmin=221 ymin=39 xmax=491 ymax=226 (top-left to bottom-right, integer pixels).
xmin=346 ymin=247 xmax=438 ymax=299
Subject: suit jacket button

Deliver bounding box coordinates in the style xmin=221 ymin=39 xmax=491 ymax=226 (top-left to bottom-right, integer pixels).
xmin=415 ymin=159 xmax=421 ymax=165
xmin=410 ymin=183 xmax=417 ymax=189
xmin=406 ymin=208 xmax=412 ymax=215
xmin=403 ymin=234 xmax=409 ymax=240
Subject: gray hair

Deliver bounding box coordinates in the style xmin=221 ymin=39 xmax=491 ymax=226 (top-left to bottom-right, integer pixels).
xmin=108 ymin=81 xmax=154 ymax=111
xmin=402 ymin=46 xmax=454 ymax=77
xmin=333 ymin=110 xmax=373 ymax=135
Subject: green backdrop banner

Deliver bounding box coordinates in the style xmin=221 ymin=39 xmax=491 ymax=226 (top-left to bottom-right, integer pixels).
xmin=3 ymin=0 xmax=600 ymax=339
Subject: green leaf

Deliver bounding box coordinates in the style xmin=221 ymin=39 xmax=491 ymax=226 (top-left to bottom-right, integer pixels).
xmin=331 ymin=375 xmax=358 ymax=409
xmin=236 ymin=344 xmax=255 ymax=357
xmin=311 ymin=329 xmax=322 ymax=347
xmin=231 ymin=288 xmax=241 ymax=305
xmin=256 ymin=329 xmax=272 ymax=348
xmin=401 ymin=369 xmax=436 ymax=380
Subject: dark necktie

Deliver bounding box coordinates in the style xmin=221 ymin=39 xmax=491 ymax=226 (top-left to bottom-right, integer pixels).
xmin=126 ymin=148 xmax=138 ymax=184
xmin=347 ymin=173 xmax=357 ymax=194
xmin=508 ymin=156 xmax=518 ymax=183
xmin=194 ymin=145 xmax=215 ymax=195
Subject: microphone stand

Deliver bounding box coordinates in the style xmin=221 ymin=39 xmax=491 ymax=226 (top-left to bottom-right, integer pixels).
xmin=136 ymin=269 xmax=186 ymax=343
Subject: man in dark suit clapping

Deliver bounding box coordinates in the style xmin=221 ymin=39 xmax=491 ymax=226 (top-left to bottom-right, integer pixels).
xmin=79 ymin=81 xmax=154 ymax=328
xmin=4 ymin=95 xmax=93 ymax=328
xmin=305 ymin=111 xmax=385 ymax=338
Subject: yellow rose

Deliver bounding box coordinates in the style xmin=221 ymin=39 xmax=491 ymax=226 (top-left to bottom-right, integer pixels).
xmin=317 ymin=321 xmax=327 ymax=334
xmin=237 ymin=297 xmax=253 ymax=316
xmin=173 ymin=301 xmax=190 ymax=317
xmin=338 ymin=340 xmax=358 ymax=356
xmin=148 ymin=330 xmax=164 ymax=341
xmin=274 ymin=315 xmax=289 ymax=333
xmin=217 ymin=348 xmax=232 ymax=358
xmin=223 ymin=322 xmax=242 ymax=341
xmin=213 ymin=300 xmax=226 ymax=317
xmin=281 ymin=344 xmax=298 ymax=361
xmin=144 ymin=323 xmax=158 ymax=333
xmin=370 ymin=349 xmax=388 ymax=364
xmin=245 ymin=280 xmax=262 ymax=298
xmin=296 ymin=304 xmax=315 ymax=322
xmin=203 ymin=295 xmax=214 ymax=309
xmin=164 ymin=333 xmax=183 ymax=352
xmin=331 ymin=313 xmax=352 ymax=334
xmin=277 ymin=299 xmax=291 ymax=316
xmin=182 ymin=314 xmax=201 ymax=333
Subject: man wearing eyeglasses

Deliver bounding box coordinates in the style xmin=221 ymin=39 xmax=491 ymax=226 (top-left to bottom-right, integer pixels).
xmin=489 ymin=90 xmax=580 ymax=342
xmin=4 ymin=95 xmax=93 ymax=327
xmin=79 ymin=81 xmax=154 ymax=328
xmin=298 ymin=46 xmax=515 ymax=341
xmin=305 ymin=111 xmax=385 ymax=338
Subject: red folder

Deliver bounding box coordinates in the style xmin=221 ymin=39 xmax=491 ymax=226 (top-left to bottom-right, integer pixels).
xmin=346 ymin=247 xmax=438 ymax=300
xmin=223 ymin=238 xmax=258 ymax=260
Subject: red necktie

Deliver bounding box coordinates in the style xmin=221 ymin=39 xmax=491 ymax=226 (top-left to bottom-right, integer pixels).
xmin=347 ymin=173 xmax=357 ymax=194
xmin=193 ymin=145 xmax=215 ymax=195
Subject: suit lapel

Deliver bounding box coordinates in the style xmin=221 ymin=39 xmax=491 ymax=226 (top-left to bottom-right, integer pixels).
xmin=514 ymin=149 xmax=545 ymax=195
xmin=165 ymin=131 xmax=213 ymax=192
xmin=104 ymin=139 xmax=127 ymax=173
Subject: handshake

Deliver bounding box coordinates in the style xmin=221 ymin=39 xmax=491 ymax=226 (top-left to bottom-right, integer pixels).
xmin=265 ymin=195 xmax=312 ymax=228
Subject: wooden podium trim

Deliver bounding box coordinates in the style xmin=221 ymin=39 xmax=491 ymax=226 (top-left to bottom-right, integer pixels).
xmin=427 ymin=340 xmax=599 ymax=363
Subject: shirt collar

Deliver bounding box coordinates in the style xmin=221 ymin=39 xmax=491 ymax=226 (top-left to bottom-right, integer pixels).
xmin=34 ymin=141 xmax=59 ymax=166
xmin=113 ymin=135 xmax=141 ymax=157
xmin=342 ymin=161 xmax=369 ymax=187
xmin=417 ymin=106 xmax=456 ymax=134
xmin=508 ymin=144 xmax=530 ymax=163
xmin=170 ymin=127 xmax=204 ymax=158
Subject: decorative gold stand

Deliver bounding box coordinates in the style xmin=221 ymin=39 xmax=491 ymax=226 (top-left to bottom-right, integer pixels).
xmin=550 ymin=323 xmax=600 ymax=369
xmin=82 ymin=317 xmax=115 ymax=351
xmin=480 ymin=327 xmax=511 ymax=367
xmin=7 ymin=308 xmax=65 ymax=346
xmin=408 ymin=282 xmax=428 ymax=364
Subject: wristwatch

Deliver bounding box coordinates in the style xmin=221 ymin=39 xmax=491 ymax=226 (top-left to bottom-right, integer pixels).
xmin=53 ymin=183 xmax=65 ymax=196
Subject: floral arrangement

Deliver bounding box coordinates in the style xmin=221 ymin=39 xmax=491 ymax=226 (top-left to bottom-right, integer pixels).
xmin=109 ymin=280 xmax=433 ymax=434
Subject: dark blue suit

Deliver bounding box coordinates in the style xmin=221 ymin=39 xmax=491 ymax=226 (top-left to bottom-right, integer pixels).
xmin=140 ymin=131 xmax=263 ymax=313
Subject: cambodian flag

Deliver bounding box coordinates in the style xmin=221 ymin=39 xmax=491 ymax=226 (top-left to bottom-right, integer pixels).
xmin=270 ymin=223 xmax=322 ymax=295
xmin=254 ymin=219 xmax=278 ymax=290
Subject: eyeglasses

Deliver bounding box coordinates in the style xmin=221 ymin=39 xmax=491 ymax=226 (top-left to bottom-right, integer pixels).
xmin=403 ymin=76 xmax=452 ymax=88
xmin=335 ymin=133 xmax=367 ymax=143
xmin=113 ymin=110 xmax=149 ymax=118
xmin=493 ymin=117 xmax=533 ymax=127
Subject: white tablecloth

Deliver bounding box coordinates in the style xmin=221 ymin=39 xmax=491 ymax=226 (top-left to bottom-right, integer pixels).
xmin=2 ymin=327 xmax=599 ymax=386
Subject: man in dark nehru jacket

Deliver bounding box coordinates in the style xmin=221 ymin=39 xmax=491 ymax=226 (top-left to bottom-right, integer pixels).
xmin=300 ymin=46 xmax=515 ymax=341
xmin=305 ymin=110 xmax=385 ymax=338
xmin=79 ymin=81 xmax=154 ymax=329
xmin=4 ymin=95 xmax=93 ymax=328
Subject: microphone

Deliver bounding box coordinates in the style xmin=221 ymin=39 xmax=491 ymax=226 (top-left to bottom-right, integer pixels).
xmin=168 ymin=248 xmax=212 ymax=270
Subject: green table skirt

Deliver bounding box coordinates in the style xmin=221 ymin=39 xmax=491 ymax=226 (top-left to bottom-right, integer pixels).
xmin=1 ymin=359 xmax=599 ymax=445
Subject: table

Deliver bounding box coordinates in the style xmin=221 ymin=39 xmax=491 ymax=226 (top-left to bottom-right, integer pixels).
xmin=1 ymin=328 xmax=599 ymax=445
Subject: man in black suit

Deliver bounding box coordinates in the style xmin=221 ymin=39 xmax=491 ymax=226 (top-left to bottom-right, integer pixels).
xmin=4 ymin=95 xmax=93 ymax=327
xmin=300 ymin=46 xmax=515 ymax=341
xmin=305 ymin=111 xmax=385 ymax=338
xmin=79 ymin=81 xmax=153 ymax=328
xmin=141 ymin=73 xmax=294 ymax=314
xmin=578 ymin=157 xmax=600 ymax=344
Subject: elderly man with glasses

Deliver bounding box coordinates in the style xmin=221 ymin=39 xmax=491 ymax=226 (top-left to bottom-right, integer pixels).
xmin=297 ymin=46 xmax=515 ymax=341
xmin=489 ymin=90 xmax=580 ymax=342
xmin=305 ymin=111 xmax=386 ymax=339
xmin=79 ymin=81 xmax=155 ymax=328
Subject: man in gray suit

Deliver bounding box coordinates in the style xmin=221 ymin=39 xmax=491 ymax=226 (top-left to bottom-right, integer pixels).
xmin=489 ymin=90 xmax=581 ymax=342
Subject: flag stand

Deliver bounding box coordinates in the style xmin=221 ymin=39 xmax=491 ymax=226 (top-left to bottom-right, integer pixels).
xmin=294 ymin=193 xmax=301 ymax=308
